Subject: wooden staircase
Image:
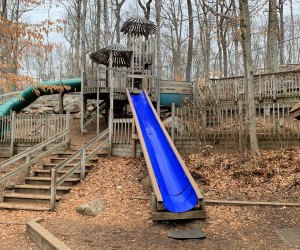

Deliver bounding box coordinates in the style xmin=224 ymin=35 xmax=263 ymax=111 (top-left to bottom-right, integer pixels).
xmin=0 ymin=149 xmax=100 ymax=211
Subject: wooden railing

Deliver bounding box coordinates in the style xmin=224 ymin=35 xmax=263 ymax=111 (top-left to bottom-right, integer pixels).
xmin=111 ymin=101 xmax=300 ymax=151
xmin=0 ymin=129 xmax=70 ymax=185
xmin=50 ymin=128 xmax=109 ymax=210
xmin=0 ymin=112 xmax=70 ymax=156
xmin=112 ymin=118 xmax=132 ymax=144
xmin=84 ymin=67 xmax=158 ymax=101
xmin=167 ymin=102 xmax=300 ymax=142
xmin=198 ymin=70 xmax=300 ymax=103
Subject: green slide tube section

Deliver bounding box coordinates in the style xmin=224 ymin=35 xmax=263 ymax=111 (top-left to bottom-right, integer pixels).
xmin=0 ymin=78 xmax=81 ymax=116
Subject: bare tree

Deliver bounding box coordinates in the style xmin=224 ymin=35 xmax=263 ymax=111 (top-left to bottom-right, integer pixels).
xmin=95 ymin=0 xmax=101 ymax=51
xmin=137 ymin=0 xmax=152 ymax=20
xmin=81 ymin=0 xmax=87 ymax=66
xmin=266 ymin=0 xmax=279 ymax=72
xmin=75 ymin=0 xmax=82 ymax=73
xmin=112 ymin=0 xmax=126 ymax=43
xmin=239 ymin=0 xmax=260 ymax=155
xmin=103 ymin=0 xmax=109 ymax=46
xmin=185 ymin=0 xmax=193 ymax=82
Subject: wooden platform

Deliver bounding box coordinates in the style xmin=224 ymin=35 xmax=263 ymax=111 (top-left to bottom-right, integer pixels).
xmin=151 ymin=194 xmax=206 ymax=221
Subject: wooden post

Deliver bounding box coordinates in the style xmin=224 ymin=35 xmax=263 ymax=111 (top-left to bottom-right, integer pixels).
xmin=97 ymin=78 xmax=100 ymax=135
xmin=132 ymin=119 xmax=136 ymax=157
xmin=192 ymin=81 xmax=196 ymax=100
xmin=108 ymin=52 xmax=113 ymax=156
xmin=80 ymin=148 xmax=86 ymax=180
xmin=80 ymin=66 xmax=85 ymax=134
xmin=10 ymin=111 xmax=16 ymax=157
xmin=272 ymin=74 xmax=276 ymax=100
xmin=26 ymin=154 xmax=31 ymax=177
xmin=65 ymin=111 xmax=70 ymax=149
xmin=59 ymin=79 xmax=64 ymax=114
xmin=50 ymin=169 xmax=57 ymax=211
xmin=238 ymin=100 xmax=243 ymax=151
xmin=171 ymin=103 xmax=175 ymax=142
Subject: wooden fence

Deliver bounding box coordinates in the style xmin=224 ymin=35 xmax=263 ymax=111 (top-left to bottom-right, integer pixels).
xmin=165 ymin=102 xmax=300 ymax=140
xmin=0 ymin=113 xmax=70 ymax=156
xmin=197 ymin=70 xmax=300 ymax=104
xmin=112 ymin=102 xmax=300 ymax=152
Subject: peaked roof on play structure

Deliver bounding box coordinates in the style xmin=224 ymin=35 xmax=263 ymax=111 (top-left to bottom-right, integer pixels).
xmin=121 ymin=17 xmax=157 ymax=37
xmin=90 ymin=43 xmax=132 ymax=68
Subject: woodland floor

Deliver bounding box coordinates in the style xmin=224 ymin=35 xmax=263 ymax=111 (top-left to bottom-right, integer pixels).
xmin=0 ymin=117 xmax=300 ymax=249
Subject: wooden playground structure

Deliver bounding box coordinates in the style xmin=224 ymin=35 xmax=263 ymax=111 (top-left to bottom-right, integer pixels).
xmin=1 ymin=17 xmax=300 ymax=222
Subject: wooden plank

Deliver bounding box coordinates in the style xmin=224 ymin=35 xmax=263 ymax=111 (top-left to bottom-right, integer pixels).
xmin=205 ymin=199 xmax=300 ymax=207
xmin=152 ymin=210 xmax=206 ymax=221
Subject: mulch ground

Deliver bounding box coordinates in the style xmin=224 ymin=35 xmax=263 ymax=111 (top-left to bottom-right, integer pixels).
xmin=0 ymin=119 xmax=300 ymax=249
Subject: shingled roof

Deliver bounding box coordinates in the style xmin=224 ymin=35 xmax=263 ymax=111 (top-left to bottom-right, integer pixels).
xmin=90 ymin=43 xmax=132 ymax=67
xmin=121 ymin=17 xmax=157 ymax=37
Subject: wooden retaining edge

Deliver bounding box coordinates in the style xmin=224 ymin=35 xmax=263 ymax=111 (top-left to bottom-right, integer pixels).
xmin=133 ymin=197 xmax=300 ymax=207
xmin=205 ymin=200 xmax=300 ymax=207
xmin=26 ymin=218 xmax=72 ymax=250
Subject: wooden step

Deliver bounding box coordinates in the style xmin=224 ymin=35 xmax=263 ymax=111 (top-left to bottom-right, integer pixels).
xmin=25 ymin=177 xmax=80 ymax=186
xmin=50 ymin=157 xmax=98 ymax=164
xmin=42 ymin=163 xmax=94 ymax=171
xmin=34 ymin=169 xmax=82 ymax=178
xmin=0 ymin=202 xmax=50 ymax=211
xmin=53 ymin=152 xmax=104 ymax=158
xmin=14 ymin=184 xmax=71 ymax=195
xmin=3 ymin=193 xmax=61 ymax=204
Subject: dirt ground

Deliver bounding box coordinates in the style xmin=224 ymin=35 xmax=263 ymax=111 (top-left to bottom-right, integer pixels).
xmin=0 ymin=118 xmax=300 ymax=249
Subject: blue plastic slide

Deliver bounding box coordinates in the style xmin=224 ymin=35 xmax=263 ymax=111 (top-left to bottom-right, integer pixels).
xmin=0 ymin=78 xmax=81 ymax=116
xmin=127 ymin=89 xmax=200 ymax=213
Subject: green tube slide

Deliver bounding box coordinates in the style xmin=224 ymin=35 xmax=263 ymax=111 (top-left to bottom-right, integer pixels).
xmin=0 ymin=78 xmax=81 ymax=116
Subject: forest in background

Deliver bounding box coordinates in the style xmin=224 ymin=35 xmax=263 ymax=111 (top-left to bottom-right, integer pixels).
xmin=0 ymin=0 xmax=299 ymax=91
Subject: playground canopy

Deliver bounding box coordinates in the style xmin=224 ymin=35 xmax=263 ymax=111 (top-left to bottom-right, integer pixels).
xmin=90 ymin=43 xmax=132 ymax=68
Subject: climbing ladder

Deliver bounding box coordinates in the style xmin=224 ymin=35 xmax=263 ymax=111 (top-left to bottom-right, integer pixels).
xmin=0 ymin=129 xmax=108 ymax=211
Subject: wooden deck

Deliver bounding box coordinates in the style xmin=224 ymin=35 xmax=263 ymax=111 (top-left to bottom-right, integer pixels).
xmin=197 ymin=69 xmax=300 ymax=105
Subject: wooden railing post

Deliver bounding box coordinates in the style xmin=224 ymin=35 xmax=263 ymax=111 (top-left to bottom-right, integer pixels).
xmin=171 ymin=103 xmax=175 ymax=142
xmin=132 ymin=119 xmax=137 ymax=157
xmin=26 ymin=154 xmax=32 ymax=177
xmin=80 ymin=148 xmax=86 ymax=180
xmin=65 ymin=112 xmax=70 ymax=149
xmin=50 ymin=169 xmax=57 ymax=211
xmin=80 ymin=66 xmax=85 ymax=134
xmin=59 ymin=79 xmax=64 ymax=114
xmin=10 ymin=111 xmax=16 ymax=157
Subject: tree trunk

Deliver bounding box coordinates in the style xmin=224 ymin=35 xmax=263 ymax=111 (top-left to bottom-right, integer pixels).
xmin=239 ymin=0 xmax=260 ymax=155
xmin=95 ymin=0 xmax=101 ymax=51
xmin=278 ymin=0 xmax=284 ymax=65
xmin=103 ymin=0 xmax=109 ymax=46
xmin=113 ymin=0 xmax=126 ymax=44
xmin=81 ymin=0 xmax=87 ymax=67
xmin=232 ymin=0 xmax=240 ymax=76
xmin=75 ymin=0 xmax=82 ymax=74
xmin=289 ymin=0 xmax=295 ymax=63
xmin=0 ymin=0 xmax=7 ymax=17
xmin=266 ymin=0 xmax=279 ymax=72
xmin=185 ymin=0 xmax=193 ymax=82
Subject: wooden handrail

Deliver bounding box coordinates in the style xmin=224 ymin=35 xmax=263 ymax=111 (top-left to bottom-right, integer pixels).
xmin=0 ymin=139 xmax=70 ymax=185
xmin=50 ymin=129 xmax=109 ymax=210
xmin=0 ymin=129 xmax=69 ymax=171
